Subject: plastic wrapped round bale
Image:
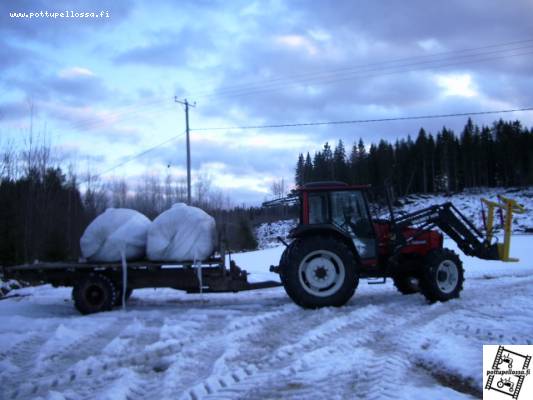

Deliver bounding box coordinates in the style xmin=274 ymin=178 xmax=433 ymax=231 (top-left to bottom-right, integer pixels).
xmin=80 ymin=208 xmax=151 ymax=262
xmin=147 ymin=203 xmax=217 ymax=262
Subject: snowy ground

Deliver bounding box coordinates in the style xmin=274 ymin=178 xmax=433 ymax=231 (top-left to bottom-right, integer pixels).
xmin=1 ymin=235 xmax=532 ymax=400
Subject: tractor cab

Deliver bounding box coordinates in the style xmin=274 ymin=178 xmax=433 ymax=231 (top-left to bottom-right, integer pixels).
xmin=295 ymin=181 xmax=378 ymax=260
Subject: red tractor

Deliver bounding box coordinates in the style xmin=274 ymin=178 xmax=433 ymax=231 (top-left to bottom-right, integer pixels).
xmin=272 ymin=182 xmax=502 ymax=308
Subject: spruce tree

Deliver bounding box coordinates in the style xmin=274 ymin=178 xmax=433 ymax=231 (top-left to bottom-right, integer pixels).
xmin=295 ymin=153 xmax=305 ymax=186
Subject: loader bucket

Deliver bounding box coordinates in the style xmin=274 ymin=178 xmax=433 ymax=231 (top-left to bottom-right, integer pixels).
xmin=481 ymin=195 xmax=526 ymax=262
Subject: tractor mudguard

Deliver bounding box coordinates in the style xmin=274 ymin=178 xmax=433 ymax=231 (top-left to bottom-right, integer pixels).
xmin=288 ymin=224 xmax=360 ymax=263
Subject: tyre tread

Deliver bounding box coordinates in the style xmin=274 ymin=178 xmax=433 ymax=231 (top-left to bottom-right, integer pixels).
xmin=419 ymin=248 xmax=464 ymax=303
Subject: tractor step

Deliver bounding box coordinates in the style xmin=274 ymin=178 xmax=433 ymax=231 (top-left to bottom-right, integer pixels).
xmin=367 ymin=277 xmax=387 ymax=285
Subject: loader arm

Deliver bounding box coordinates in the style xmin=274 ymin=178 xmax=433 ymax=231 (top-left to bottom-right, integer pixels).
xmin=394 ymin=202 xmax=501 ymax=260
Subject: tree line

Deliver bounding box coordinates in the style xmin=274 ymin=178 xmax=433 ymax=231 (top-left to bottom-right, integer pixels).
xmin=295 ymin=118 xmax=533 ymax=194
xmin=0 ymin=134 xmax=271 ymax=265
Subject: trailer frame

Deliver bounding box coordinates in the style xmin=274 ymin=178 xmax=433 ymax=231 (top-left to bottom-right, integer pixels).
xmin=2 ymin=253 xmax=281 ymax=314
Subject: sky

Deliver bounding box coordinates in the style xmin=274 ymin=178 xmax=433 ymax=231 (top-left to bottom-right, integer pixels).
xmin=1 ymin=0 xmax=533 ymax=205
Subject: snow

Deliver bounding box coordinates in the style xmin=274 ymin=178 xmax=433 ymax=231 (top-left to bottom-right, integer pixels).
xmin=255 ymin=219 xmax=297 ymax=249
xmin=1 ymin=233 xmax=532 ymax=399
xmin=0 ymin=279 xmax=22 ymax=297
xmin=396 ymin=187 xmax=533 ymax=234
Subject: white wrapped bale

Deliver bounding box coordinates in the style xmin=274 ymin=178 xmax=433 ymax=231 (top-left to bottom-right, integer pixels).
xmin=80 ymin=208 xmax=151 ymax=262
xmin=147 ymin=203 xmax=216 ymax=262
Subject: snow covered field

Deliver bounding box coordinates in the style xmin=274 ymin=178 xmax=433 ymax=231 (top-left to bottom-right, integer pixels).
xmin=1 ymin=235 xmax=532 ymax=400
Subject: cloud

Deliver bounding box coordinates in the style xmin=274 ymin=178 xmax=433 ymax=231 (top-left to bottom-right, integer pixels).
xmin=436 ymin=73 xmax=478 ymax=98
xmin=0 ymin=38 xmax=33 ymax=72
xmin=188 ymin=0 xmax=533 ymax=158
xmin=40 ymin=102 xmax=142 ymax=143
xmin=58 ymin=67 xmax=95 ymax=79
xmin=5 ymin=67 xmax=113 ymax=107
xmin=114 ymin=28 xmax=214 ymax=67
xmin=275 ymin=35 xmax=318 ymax=56
xmin=0 ymin=101 xmax=31 ymax=121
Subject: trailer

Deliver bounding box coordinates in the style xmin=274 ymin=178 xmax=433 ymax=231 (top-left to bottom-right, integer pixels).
xmin=3 ymin=252 xmax=281 ymax=314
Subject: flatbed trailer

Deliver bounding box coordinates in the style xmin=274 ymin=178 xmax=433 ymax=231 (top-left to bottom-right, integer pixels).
xmin=2 ymin=255 xmax=281 ymax=314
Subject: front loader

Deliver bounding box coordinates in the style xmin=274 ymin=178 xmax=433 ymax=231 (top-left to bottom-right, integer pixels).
xmin=271 ymin=182 xmax=525 ymax=308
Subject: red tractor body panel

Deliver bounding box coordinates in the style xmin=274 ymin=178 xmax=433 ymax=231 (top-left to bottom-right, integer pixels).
xmin=373 ymin=222 xmax=444 ymax=258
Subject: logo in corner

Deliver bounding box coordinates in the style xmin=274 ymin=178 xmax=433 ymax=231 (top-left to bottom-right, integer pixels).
xmin=484 ymin=345 xmax=532 ymax=399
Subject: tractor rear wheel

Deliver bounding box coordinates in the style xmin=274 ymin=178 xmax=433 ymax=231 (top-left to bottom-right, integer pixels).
xmin=419 ymin=249 xmax=464 ymax=302
xmin=281 ymin=235 xmax=358 ymax=308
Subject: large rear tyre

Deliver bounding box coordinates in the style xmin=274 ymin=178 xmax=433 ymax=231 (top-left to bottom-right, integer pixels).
xmin=419 ymin=249 xmax=464 ymax=303
xmin=73 ymin=273 xmax=117 ymax=315
xmin=281 ymin=236 xmax=358 ymax=308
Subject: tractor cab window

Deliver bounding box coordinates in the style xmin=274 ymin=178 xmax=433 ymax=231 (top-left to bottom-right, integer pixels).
xmin=330 ymin=191 xmax=376 ymax=259
xmin=308 ymin=193 xmax=327 ymax=224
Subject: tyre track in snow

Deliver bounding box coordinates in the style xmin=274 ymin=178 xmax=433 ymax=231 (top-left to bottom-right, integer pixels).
xmin=32 ymin=317 xmax=127 ymax=379
xmin=452 ymin=274 xmax=533 ymax=345
xmin=6 ymin=302 xmax=299 ymax=400
xmin=157 ymin=304 xmax=304 ymax=399
xmin=179 ymin=296 xmax=431 ymax=399
xmin=109 ymin=303 xmax=303 ymax=400
xmin=180 ymin=280 xmax=523 ymax=400
xmin=358 ymin=274 xmax=533 ymax=397
xmin=4 ymin=271 xmax=533 ymax=399
xmin=3 ymin=317 xmax=132 ymax=400
xmin=253 ymin=295 xmax=480 ymax=400
xmin=0 ymin=332 xmax=53 ymax=399
xmin=0 ymin=332 xmax=50 ymax=371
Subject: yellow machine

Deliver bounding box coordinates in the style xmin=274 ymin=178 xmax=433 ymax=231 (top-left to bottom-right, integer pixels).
xmin=481 ymin=195 xmax=526 ymax=262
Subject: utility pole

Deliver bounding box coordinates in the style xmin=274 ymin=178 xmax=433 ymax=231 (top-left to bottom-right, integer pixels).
xmin=174 ymin=97 xmax=195 ymax=204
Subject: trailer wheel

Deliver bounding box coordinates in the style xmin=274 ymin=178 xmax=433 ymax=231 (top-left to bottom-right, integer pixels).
xmin=281 ymin=236 xmax=358 ymax=308
xmin=73 ymin=273 xmax=117 ymax=315
xmin=392 ymin=275 xmax=419 ymax=295
xmin=114 ymin=287 xmax=134 ymax=307
xmin=420 ymin=249 xmax=464 ymax=303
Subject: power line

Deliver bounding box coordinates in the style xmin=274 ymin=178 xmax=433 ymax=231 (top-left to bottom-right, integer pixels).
xmin=199 ymin=47 xmax=533 ymax=102
xmin=79 ymin=106 xmax=533 ymax=185
xmin=63 ymin=97 xmax=171 ymax=130
xmin=192 ymin=107 xmax=533 ymax=131
xmin=194 ymin=39 xmax=533 ymax=100
xmin=84 ymin=131 xmax=187 ymax=183
xmin=65 ymin=101 xmax=175 ymax=132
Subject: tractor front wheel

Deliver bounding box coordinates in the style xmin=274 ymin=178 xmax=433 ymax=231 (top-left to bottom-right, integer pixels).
xmin=420 ymin=249 xmax=464 ymax=303
xmin=281 ymin=236 xmax=358 ymax=308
